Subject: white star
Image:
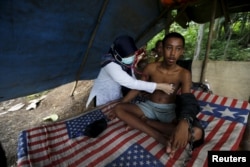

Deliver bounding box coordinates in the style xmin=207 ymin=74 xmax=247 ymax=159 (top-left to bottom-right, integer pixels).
xmin=218 ymin=108 xmax=238 ymax=118
xmin=201 ymin=104 xmax=217 ymax=113
xmin=132 ymin=161 xmax=137 ymax=166
xmin=153 ymin=160 xmax=158 ymax=165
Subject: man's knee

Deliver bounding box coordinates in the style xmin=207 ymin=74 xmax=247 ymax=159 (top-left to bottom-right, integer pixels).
xmin=113 ymin=103 xmax=127 ymax=115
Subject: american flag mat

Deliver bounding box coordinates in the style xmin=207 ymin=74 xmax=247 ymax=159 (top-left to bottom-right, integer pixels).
xmin=17 ymin=90 xmax=250 ymax=167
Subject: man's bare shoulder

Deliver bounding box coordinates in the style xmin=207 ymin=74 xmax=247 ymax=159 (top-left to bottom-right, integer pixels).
xmin=176 ymin=65 xmax=191 ymax=76
xmin=143 ymin=62 xmax=159 ymax=72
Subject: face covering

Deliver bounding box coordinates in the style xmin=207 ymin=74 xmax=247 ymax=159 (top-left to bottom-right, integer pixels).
xmin=121 ymin=55 xmax=135 ymax=65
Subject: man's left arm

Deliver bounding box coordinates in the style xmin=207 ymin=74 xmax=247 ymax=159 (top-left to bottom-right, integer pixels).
xmin=168 ymin=70 xmax=200 ymax=155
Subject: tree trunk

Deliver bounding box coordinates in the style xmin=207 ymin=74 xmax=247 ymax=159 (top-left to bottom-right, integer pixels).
xmin=193 ymin=24 xmax=204 ymax=60
xmin=213 ymin=18 xmax=220 ymax=39
xmin=223 ymin=23 xmax=233 ymax=60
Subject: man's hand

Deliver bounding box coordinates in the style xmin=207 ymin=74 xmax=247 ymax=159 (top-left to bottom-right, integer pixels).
xmin=166 ymin=119 xmax=189 ymax=157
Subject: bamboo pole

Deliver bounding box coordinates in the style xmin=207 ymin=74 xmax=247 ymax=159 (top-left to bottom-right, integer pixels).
xmin=199 ymin=0 xmax=217 ymax=83
xmin=70 ymin=0 xmax=110 ymax=96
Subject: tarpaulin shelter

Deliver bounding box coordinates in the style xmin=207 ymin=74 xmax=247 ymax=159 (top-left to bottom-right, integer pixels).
xmin=0 ymin=0 xmax=249 ymax=102
xmin=1 ymin=1 xmax=250 ymax=166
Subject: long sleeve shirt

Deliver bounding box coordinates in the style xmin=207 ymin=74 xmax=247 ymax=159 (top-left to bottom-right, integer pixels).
xmin=86 ymin=62 xmax=156 ymax=107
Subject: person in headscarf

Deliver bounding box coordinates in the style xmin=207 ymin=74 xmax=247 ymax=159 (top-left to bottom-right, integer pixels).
xmin=86 ymin=35 xmax=174 ymax=108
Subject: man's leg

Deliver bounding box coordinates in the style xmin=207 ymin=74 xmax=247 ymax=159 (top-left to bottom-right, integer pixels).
xmin=143 ymin=118 xmax=176 ymax=136
xmin=114 ymin=103 xmax=167 ymax=145
xmin=141 ymin=118 xmax=204 ymax=157
xmin=166 ymin=120 xmax=204 ymax=158
xmin=143 ymin=119 xmax=203 ymax=143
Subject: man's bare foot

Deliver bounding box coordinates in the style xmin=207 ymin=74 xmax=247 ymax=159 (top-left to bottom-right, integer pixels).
xmin=166 ymin=141 xmax=177 ymax=158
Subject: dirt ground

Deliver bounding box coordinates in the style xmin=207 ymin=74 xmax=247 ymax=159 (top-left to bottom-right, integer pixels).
xmin=0 ymin=80 xmax=94 ymax=167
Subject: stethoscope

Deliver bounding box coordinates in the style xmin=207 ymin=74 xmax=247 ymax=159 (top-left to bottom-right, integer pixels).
xmin=111 ymin=44 xmax=144 ymax=76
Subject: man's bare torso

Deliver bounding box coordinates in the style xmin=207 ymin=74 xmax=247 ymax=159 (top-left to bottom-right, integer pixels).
xmin=144 ymin=62 xmax=188 ymax=104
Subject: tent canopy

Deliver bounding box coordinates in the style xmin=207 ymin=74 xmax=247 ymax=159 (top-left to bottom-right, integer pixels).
xmin=0 ymin=0 xmax=249 ymax=102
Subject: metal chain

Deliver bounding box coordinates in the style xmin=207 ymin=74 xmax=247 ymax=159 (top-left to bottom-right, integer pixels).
xmin=181 ymin=118 xmax=195 ymax=167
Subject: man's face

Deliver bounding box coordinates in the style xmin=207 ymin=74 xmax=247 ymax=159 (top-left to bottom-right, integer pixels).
xmin=163 ymin=37 xmax=184 ymax=65
xmin=155 ymin=42 xmax=163 ymax=56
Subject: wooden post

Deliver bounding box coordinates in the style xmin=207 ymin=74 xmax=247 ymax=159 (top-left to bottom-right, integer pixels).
xmin=199 ymin=0 xmax=217 ymax=83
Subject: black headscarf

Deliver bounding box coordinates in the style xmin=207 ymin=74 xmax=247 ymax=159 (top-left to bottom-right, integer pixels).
xmin=101 ymin=35 xmax=138 ymax=96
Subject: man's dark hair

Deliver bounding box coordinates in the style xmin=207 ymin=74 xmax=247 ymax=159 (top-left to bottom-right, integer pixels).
xmin=162 ymin=32 xmax=185 ymax=47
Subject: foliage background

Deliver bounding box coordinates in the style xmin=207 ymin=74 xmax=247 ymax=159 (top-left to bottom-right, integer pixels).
xmin=146 ymin=12 xmax=250 ymax=61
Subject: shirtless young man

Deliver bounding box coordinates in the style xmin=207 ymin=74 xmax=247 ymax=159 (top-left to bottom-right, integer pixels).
xmin=113 ymin=32 xmax=204 ymax=157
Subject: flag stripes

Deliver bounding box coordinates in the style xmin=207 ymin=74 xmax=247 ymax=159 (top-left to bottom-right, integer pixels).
xmin=17 ymin=90 xmax=250 ymax=167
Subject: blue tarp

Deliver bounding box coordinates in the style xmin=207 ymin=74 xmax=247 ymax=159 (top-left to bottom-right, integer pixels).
xmin=0 ymin=0 xmax=164 ymax=101
xmin=0 ymin=0 xmax=249 ymax=102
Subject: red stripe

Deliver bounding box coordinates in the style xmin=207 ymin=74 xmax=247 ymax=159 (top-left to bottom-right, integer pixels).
xmin=154 ymin=147 xmax=166 ymax=162
xmin=138 ymin=136 xmax=167 ymax=164
xmin=29 ymin=134 xmax=88 ymax=164
xmin=202 ymin=121 xmax=238 ymax=166
xmin=17 ymin=159 xmax=30 ymax=167
xmin=241 ymin=101 xmax=249 ymax=109
xmin=46 ymin=122 xmax=125 ymax=166
xmin=213 ymin=121 xmax=237 ymax=150
xmin=145 ymin=140 xmax=158 ymax=150
xmin=231 ymin=126 xmax=246 ymax=150
xmin=230 ymin=99 xmax=237 ymax=108
xmin=220 ymin=97 xmax=227 ymax=106
xmin=197 ymin=113 xmax=205 ymax=120
xmin=211 ymin=95 xmax=218 ymax=103
xmin=26 ymin=123 xmax=65 ymax=133
xmin=29 ymin=120 xmax=123 ymax=165
xmin=28 ymin=131 xmax=67 ymax=147
xmin=28 ymin=126 xmax=65 ymax=138
xmin=28 ymin=135 xmax=68 ymax=155
xmin=137 ymin=135 xmax=150 ymax=144
xmin=203 ymin=93 xmax=211 ymax=101
xmin=204 ymin=117 xmax=223 ymax=142
xmin=196 ymin=91 xmax=204 ymax=100
xmin=187 ymin=118 xmax=225 ymax=167
xmin=87 ymin=131 xmax=142 ymax=167
xmin=166 ymin=147 xmax=186 ymax=166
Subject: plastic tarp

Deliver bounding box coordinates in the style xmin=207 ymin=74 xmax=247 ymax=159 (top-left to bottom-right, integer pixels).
xmin=0 ymin=0 xmax=165 ymax=101
xmin=0 ymin=0 xmax=249 ymax=102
